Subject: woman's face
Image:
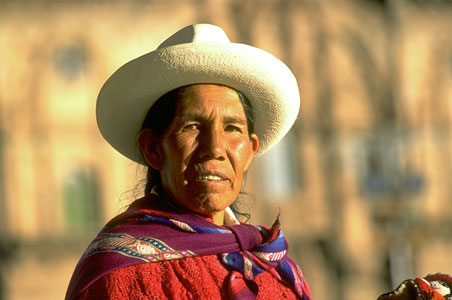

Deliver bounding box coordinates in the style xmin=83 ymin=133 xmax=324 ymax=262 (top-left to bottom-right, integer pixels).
xmin=144 ymin=84 xmax=259 ymax=222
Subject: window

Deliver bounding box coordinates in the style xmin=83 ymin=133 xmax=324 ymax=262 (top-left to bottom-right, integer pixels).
xmin=54 ymin=43 xmax=88 ymax=81
xmin=257 ymin=132 xmax=299 ymax=201
xmin=63 ymin=169 xmax=101 ymax=233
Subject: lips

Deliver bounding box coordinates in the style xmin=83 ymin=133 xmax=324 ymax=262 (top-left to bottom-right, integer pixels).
xmin=191 ymin=169 xmax=230 ymax=182
xmin=196 ymin=174 xmax=225 ymax=181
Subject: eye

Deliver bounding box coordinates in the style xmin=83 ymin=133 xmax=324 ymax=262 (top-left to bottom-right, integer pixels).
xmin=183 ymin=123 xmax=199 ymax=130
xmin=225 ymin=124 xmax=242 ymax=132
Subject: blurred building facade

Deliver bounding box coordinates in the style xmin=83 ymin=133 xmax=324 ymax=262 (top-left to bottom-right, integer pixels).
xmin=1 ymin=1 xmax=452 ymax=300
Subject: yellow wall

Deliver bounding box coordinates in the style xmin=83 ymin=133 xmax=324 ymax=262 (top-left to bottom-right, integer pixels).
xmin=1 ymin=1 xmax=452 ymax=300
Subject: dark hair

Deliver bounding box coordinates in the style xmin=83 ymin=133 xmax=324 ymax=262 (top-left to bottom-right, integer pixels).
xmin=140 ymin=84 xmax=255 ymax=221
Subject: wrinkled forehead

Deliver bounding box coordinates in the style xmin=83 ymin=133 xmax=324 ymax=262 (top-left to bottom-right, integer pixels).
xmin=173 ymin=84 xmax=245 ymax=116
xmin=174 ymin=84 xmax=241 ymax=103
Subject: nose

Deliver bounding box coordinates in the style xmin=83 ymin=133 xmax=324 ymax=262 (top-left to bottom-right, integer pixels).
xmin=198 ymin=127 xmax=226 ymax=160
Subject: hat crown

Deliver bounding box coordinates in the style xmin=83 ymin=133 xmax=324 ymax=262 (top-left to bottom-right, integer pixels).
xmin=157 ymin=24 xmax=230 ymax=49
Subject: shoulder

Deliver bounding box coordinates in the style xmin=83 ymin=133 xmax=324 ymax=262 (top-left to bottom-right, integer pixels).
xmin=78 ymin=255 xmax=229 ymax=300
xmin=255 ymin=271 xmax=300 ymax=300
xmin=78 ymin=255 xmax=300 ymax=300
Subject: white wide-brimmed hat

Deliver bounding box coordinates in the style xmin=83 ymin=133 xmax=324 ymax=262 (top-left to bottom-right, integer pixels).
xmin=97 ymin=23 xmax=300 ymax=164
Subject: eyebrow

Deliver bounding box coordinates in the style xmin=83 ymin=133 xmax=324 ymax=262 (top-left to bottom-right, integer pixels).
xmin=180 ymin=114 xmax=247 ymax=125
xmin=223 ymin=116 xmax=247 ymax=125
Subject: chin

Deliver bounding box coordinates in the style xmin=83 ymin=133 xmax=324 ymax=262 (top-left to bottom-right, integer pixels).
xmin=189 ymin=194 xmax=232 ymax=214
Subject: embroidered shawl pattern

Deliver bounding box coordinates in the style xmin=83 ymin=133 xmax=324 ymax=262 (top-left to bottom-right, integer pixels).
xmin=65 ymin=194 xmax=312 ymax=300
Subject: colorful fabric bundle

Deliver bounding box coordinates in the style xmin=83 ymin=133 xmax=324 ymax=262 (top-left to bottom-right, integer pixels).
xmin=65 ymin=193 xmax=312 ymax=300
xmin=378 ymin=273 xmax=452 ymax=300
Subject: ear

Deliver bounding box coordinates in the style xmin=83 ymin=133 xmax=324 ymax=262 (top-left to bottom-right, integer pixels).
xmin=138 ymin=128 xmax=162 ymax=170
xmin=244 ymin=133 xmax=259 ymax=171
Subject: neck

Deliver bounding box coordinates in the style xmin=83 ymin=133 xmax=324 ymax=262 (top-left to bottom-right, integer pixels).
xmin=150 ymin=186 xmax=226 ymax=225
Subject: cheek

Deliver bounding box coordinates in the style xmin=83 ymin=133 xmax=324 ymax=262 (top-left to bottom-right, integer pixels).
xmin=160 ymin=134 xmax=197 ymax=173
xmin=229 ymin=137 xmax=253 ymax=170
xmin=173 ymin=133 xmax=198 ymax=156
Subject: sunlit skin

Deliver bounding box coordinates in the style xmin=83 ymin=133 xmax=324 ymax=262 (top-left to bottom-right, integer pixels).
xmin=139 ymin=84 xmax=259 ymax=225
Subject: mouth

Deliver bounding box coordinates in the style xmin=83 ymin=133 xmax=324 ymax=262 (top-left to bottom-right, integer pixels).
xmin=195 ymin=174 xmax=225 ymax=181
xmin=193 ymin=171 xmax=229 ymax=182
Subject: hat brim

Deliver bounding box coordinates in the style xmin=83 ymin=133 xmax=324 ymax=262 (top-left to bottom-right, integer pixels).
xmin=96 ymin=42 xmax=300 ymax=164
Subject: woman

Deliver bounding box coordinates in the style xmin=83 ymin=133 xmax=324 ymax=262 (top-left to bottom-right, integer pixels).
xmin=65 ymin=24 xmax=312 ymax=300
